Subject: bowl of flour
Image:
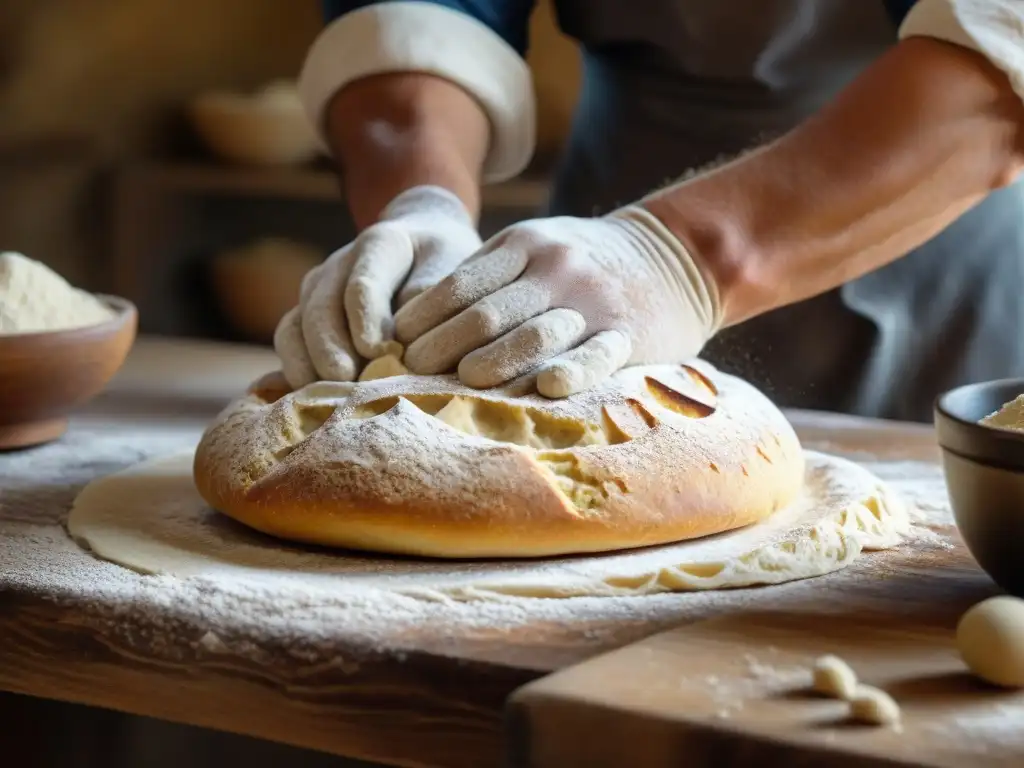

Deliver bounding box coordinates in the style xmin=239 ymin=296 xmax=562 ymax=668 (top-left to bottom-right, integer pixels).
xmin=0 ymin=251 xmax=137 ymax=449
xmin=935 ymin=380 xmax=1024 ymax=597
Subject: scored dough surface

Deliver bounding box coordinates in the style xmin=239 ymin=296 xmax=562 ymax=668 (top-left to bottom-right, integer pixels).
xmin=192 ymin=360 xmax=809 ymax=558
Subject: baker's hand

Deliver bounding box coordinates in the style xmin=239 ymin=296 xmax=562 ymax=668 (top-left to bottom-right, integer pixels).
xmin=273 ymin=186 xmax=482 ymax=388
xmin=393 ymin=206 xmax=723 ymax=397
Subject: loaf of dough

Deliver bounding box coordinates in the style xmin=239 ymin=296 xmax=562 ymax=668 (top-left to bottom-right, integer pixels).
xmin=192 ymin=360 xmax=806 ymax=558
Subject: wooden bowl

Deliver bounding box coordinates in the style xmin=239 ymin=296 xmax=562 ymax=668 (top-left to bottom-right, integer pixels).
xmin=0 ymin=296 xmax=137 ymax=450
xmin=188 ymin=81 xmax=321 ymax=167
xmin=210 ymin=238 xmax=323 ymax=343
xmin=935 ymin=378 xmax=1024 ymax=596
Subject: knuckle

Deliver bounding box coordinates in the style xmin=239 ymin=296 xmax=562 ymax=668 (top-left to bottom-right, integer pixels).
xmin=345 ymin=274 xmax=376 ymax=297
xmin=356 ymin=221 xmax=410 ymax=252
xmin=518 ymin=323 xmax=555 ymax=352
xmin=360 ymin=220 xmax=398 ymax=239
xmin=442 ymin=269 xmax=476 ymax=302
xmin=464 ymin=304 xmax=503 ymax=337
xmin=539 ymin=242 xmax=575 ymax=262
xmin=525 ymin=242 xmax=581 ymax=279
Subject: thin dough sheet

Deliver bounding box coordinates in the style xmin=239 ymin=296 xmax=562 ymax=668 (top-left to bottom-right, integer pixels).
xmin=67 ymin=449 xmax=910 ymax=600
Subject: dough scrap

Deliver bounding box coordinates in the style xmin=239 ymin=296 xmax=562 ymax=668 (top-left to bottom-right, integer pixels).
xmin=67 ymin=448 xmax=909 ymax=600
xmin=957 ymin=596 xmax=1024 ymax=687
xmin=358 ymin=352 xmax=409 ymax=382
xmin=849 ymin=685 xmax=901 ymax=726
xmin=812 ymin=655 xmax=859 ymax=700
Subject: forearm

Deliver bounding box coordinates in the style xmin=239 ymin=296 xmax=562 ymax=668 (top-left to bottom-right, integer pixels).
xmin=324 ymin=73 xmax=490 ymax=229
xmin=646 ymin=37 xmax=1024 ymax=327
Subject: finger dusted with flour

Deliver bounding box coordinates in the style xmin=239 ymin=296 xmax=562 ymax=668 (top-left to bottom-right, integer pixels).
xmin=458 ymin=308 xmax=587 ymax=389
xmin=537 ymin=330 xmax=633 ymax=399
xmin=272 ymin=186 xmax=483 ymax=385
xmin=394 ymin=206 xmax=722 ymax=395
xmin=273 ymin=307 xmax=318 ymax=389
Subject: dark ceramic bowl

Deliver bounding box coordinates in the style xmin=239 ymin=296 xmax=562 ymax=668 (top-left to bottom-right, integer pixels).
xmin=935 ymin=378 xmax=1024 ymax=596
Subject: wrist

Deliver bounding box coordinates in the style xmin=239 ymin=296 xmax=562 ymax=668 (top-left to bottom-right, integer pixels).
xmin=642 ymin=36 xmax=1024 ymax=329
xmin=337 ymin=125 xmax=483 ymax=230
xmin=380 ymin=185 xmax=476 ymax=228
xmin=607 ymin=204 xmax=725 ymax=335
xmin=641 ymin=194 xmax=764 ymax=328
xmin=325 ymin=73 xmax=487 ymax=229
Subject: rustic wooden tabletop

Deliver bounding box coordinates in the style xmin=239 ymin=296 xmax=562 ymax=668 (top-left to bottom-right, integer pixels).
xmin=0 ymin=337 xmax=981 ymax=768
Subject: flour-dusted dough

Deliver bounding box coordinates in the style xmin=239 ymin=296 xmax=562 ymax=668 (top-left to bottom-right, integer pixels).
xmin=849 ymin=686 xmax=901 ymax=727
xmin=957 ymin=596 xmax=1024 ymax=687
xmin=812 ymin=655 xmax=859 ymax=700
xmin=357 ymin=353 xmax=408 ymax=382
xmin=192 ymin=360 xmax=812 ymax=559
xmin=67 ymin=447 xmax=909 ymax=599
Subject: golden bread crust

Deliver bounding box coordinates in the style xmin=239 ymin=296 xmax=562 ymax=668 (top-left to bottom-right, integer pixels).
xmin=192 ymin=361 xmax=805 ymax=558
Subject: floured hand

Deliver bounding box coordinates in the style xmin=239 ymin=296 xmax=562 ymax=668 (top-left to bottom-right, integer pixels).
xmin=273 ymin=186 xmax=482 ymax=388
xmin=393 ymin=206 xmax=723 ymax=397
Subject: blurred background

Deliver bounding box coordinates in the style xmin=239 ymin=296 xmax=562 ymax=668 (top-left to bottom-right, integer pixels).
xmin=1 ymin=5 xmax=580 ymax=765
xmin=0 ymin=0 xmax=580 ymax=346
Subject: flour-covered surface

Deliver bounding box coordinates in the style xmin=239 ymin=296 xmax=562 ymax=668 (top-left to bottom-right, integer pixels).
xmin=67 ymin=449 xmax=911 ymax=597
xmin=0 ymin=413 xmax=960 ymax=673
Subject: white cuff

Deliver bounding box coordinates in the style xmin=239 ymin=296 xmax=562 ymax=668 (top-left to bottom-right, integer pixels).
xmin=298 ymin=1 xmax=536 ymax=183
xmin=899 ymin=0 xmax=1024 ymax=102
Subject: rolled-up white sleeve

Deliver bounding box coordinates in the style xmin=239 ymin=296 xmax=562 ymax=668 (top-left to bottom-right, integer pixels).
xmin=899 ymin=0 xmax=1024 ymax=101
xmin=298 ymin=1 xmax=536 ymax=183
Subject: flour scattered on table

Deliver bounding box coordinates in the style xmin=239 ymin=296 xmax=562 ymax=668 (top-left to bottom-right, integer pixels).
xmin=705 ymin=652 xmax=811 ymax=719
xmin=923 ymin=702 xmax=1024 ymax=755
xmin=66 ymin=447 xmax=911 ymax=600
xmin=196 ymin=631 xmax=228 ymax=653
xmin=0 ymin=421 xmax=956 ymax=670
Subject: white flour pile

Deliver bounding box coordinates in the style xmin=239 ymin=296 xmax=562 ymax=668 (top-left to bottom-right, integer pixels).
xmin=0 ymin=251 xmax=115 ymax=334
xmin=981 ymin=394 xmax=1024 ymax=431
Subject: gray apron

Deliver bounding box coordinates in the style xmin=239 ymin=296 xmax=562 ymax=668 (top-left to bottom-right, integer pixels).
xmin=547 ymin=0 xmax=1024 ymax=423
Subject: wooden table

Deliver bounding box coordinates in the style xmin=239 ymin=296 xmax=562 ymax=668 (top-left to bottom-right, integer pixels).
xmin=0 ymin=337 xmax=991 ymax=768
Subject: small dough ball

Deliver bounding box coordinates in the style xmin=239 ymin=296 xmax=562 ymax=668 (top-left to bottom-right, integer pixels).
xmin=358 ymin=348 xmax=409 ymax=383
xmin=379 ymin=340 xmax=405 ymax=359
xmin=849 ymin=686 xmax=901 ymax=726
xmin=957 ymin=595 xmax=1024 ymax=687
xmin=812 ymin=655 xmax=858 ymax=699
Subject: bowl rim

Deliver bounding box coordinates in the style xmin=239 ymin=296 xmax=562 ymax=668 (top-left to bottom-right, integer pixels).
xmin=934 ymin=377 xmax=1024 ymax=466
xmin=936 ymin=378 xmax=1024 ymax=434
xmin=0 ymin=294 xmax=136 ymax=344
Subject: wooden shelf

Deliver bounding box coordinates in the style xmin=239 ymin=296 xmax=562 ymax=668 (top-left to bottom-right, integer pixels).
xmin=119 ymin=161 xmax=552 ymax=209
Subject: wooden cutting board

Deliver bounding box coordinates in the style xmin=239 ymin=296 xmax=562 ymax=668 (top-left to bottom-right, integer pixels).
xmin=507 ymin=608 xmax=1024 ymax=767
